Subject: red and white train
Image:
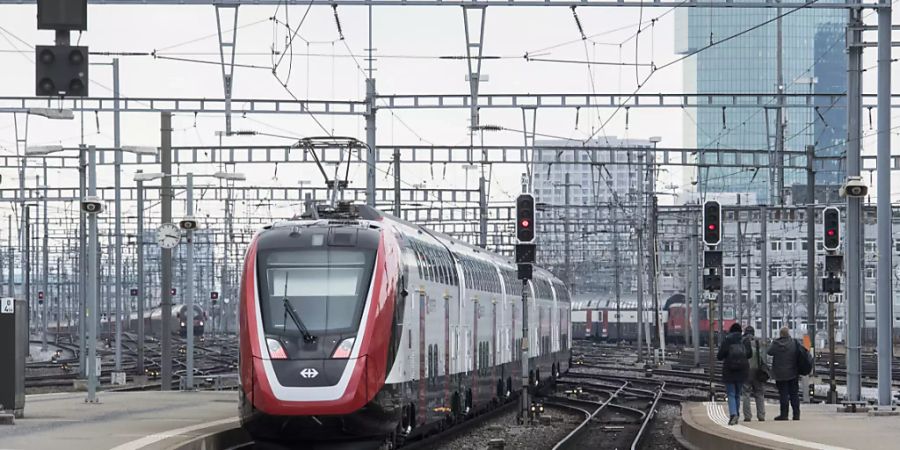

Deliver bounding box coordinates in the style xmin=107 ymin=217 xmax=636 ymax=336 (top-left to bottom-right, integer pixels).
xmin=238 ymin=203 xmax=572 ymax=447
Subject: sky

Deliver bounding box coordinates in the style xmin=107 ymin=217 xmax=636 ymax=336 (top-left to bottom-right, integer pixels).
xmin=0 ymin=3 xmax=896 ymax=226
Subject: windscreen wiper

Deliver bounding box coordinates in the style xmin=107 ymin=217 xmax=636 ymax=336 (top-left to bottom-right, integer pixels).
xmin=280 ymin=271 xmax=317 ymax=343
xmin=283 ymin=297 xmax=317 ymax=343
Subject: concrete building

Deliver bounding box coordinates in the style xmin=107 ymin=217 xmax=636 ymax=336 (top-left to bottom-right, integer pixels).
xmin=655 ymin=204 xmax=900 ymax=344
xmin=531 ymin=137 xmax=657 ymax=296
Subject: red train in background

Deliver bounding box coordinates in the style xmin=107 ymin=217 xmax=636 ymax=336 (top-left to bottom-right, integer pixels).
xmin=238 ymin=203 xmax=572 ymax=448
xmin=572 ymin=294 xmax=737 ymax=345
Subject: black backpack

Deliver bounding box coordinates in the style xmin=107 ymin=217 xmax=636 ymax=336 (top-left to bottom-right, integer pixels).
xmin=796 ymin=340 xmax=813 ymax=376
xmin=726 ymin=341 xmax=747 ymax=370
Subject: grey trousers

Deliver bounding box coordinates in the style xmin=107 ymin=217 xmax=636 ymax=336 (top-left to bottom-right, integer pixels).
xmin=742 ymin=377 xmax=766 ymax=420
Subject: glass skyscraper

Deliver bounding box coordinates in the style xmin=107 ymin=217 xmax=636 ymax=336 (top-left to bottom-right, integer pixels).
xmin=676 ymin=3 xmax=847 ymax=203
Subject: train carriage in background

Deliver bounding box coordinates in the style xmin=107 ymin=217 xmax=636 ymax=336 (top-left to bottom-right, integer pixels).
xmin=238 ymin=203 xmax=571 ymax=448
xmin=572 ymin=294 xmax=737 ymax=345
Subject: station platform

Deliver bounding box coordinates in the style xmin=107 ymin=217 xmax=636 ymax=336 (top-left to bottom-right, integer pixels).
xmin=0 ymin=391 xmax=248 ymax=450
xmin=680 ymin=400 xmax=900 ymax=450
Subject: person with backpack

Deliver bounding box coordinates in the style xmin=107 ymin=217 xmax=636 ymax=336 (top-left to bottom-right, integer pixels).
xmin=741 ymin=326 xmax=768 ymax=422
xmin=717 ymin=322 xmax=753 ymax=425
xmin=767 ymin=326 xmax=807 ymax=420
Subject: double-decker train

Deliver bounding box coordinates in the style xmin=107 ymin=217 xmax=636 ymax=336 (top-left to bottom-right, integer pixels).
xmin=238 ymin=203 xmax=572 ymax=448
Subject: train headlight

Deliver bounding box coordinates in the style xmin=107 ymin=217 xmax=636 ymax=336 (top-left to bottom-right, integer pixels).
xmin=199 ymin=321 xmax=204 ymax=327
xmin=180 ymin=322 xmax=186 ymax=327
xmin=332 ymin=337 xmax=355 ymax=359
xmin=267 ymin=338 xmax=288 ymax=359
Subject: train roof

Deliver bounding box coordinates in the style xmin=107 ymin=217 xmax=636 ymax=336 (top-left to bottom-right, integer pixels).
xmin=265 ymin=202 xmax=568 ymax=290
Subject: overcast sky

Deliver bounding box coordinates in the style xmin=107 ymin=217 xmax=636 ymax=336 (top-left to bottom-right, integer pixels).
xmin=0 ymin=4 xmax=897 ymax=224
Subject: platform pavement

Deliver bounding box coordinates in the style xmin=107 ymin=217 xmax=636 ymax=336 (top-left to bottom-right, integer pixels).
xmin=0 ymin=391 xmax=242 ymax=450
xmin=680 ymin=400 xmax=900 ymax=450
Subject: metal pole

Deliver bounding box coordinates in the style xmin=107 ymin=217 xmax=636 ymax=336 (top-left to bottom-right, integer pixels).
xmin=393 ymin=149 xmax=401 ymax=217
xmin=652 ymin=197 xmax=664 ymax=360
xmin=86 ymin=146 xmax=98 ymax=403
xmin=41 ymin=161 xmax=48 ymax=352
xmin=563 ymin=174 xmax=571 ymax=292
xmin=613 ymin=206 xmax=622 ymax=342
xmin=78 ymin=145 xmax=87 ymax=377
xmin=160 ymin=113 xmax=174 ymax=390
xmin=365 ymin=78 xmax=377 ymax=207
xmin=761 ymin=205 xmax=769 ymax=341
xmin=828 ymin=295 xmax=837 ymax=403
xmin=55 ymin=257 xmax=60 ymax=343
xmin=690 ymin=230 xmax=700 ymax=366
xmin=737 ymin=196 xmax=744 ymax=326
xmin=775 ymin=0 xmax=785 ymax=205
xmin=846 ymin=0 xmax=863 ymax=403
xmin=112 ymin=58 xmax=123 ymax=371
xmin=708 ymin=297 xmax=715 ymax=399
xmin=136 ymin=171 xmax=145 ymax=375
xmin=875 ymin=1 xmax=892 ymax=407
xmin=185 ymin=173 xmax=194 ymax=390
xmin=7 ymin=216 xmax=13 ymax=299
xmin=479 ymin=177 xmax=487 ymax=249
xmin=24 ymin=206 xmax=30 ymax=344
xmin=520 ymin=279 xmax=530 ymax=422
xmin=636 ymin=227 xmax=644 ymax=360
xmin=806 ymin=145 xmax=816 ymax=362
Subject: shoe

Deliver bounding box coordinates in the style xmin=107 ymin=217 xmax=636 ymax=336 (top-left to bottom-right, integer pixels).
xmin=729 ymin=415 xmax=738 ymax=425
xmin=744 ymin=417 xmax=752 ymax=422
xmin=792 ymin=416 xmax=800 ymax=421
xmin=758 ymin=417 xmax=765 ymax=422
xmin=774 ymin=416 xmax=788 ymax=421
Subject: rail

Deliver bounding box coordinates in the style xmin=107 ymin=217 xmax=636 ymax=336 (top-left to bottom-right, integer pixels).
xmin=550 ymin=382 xmax=628 ymax=450
xmin=631 ymin=382 xmax=665 ymax=450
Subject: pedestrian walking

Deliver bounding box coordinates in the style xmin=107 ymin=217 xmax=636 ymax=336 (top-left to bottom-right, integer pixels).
xmin=767 ymin=326 xmax=801 ymax=420
xmin=741 ymin=326 xmax=768 ymax=422
xmin=717 ymin=322 xmax=752 ymax=425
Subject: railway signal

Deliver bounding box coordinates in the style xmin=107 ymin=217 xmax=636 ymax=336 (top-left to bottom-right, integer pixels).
xmin=823 ymin=207 xmax=840 ymax=251
xmin=516 ymin=194 xmax=536 ymax=243
xmin=35 ymin=45 xmax=89 ymax=97
xmin=702 ymin=201 xmax=721 ymax=246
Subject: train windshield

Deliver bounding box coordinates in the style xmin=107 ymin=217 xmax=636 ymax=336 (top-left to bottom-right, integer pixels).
xmin=257 ymin=248 xmax=377 ymax=336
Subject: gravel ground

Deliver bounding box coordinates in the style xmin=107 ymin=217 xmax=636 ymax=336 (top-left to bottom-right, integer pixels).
xmin=431 ymin=405 xmax=583 ymax=450
xmin=643 ymin=403 xmax=688 ymax=450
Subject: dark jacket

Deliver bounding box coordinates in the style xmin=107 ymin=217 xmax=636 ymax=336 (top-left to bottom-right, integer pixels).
xmin=767 ymin=336 xmax=799 ymax=381
xmin=717 ymin=331 xmax=752 ymax=383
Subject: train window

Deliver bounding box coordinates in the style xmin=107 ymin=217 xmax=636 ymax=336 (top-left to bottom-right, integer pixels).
xmin=448 ymin=254 xmax=459 ymax=286
xmin=257 ymin=248 xmax=376 ymax=336
xmin=411 ymin=241 xmax=424 ymax=280
xmin=436 ymin=246 xmax=450 ymax=285
xmin=441 ymin=249 xmax=453 ymax=286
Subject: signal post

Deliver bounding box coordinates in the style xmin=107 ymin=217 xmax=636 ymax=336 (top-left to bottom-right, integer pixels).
xmin=822 ymin=207 xmax=842 ymax=404
xmin=702 ymin=201 xmax=723 ymax=400
xmin=515 ymin=194 xmax=536 ymax=424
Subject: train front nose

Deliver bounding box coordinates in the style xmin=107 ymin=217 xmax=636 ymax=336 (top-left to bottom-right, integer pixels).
xmin=251 ymin=225 xmax=381 ymax=416
xmin=264 ymin=335 xmax=363 ymax=389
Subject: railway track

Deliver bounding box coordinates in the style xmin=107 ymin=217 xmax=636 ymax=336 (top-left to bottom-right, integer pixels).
xmin=24 ymin=333 xmax=240 ymax=392
xmin=547 ymin=380 xmax=664 ymax=450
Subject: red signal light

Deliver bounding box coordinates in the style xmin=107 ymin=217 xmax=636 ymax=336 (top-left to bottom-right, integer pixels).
xmin=827 ymin=229 xmax=835 ymax=236
xmin=708 ymin=224 xmax=716 ymax=231
xmin=521 ymin=219 xmax=530 ymax=228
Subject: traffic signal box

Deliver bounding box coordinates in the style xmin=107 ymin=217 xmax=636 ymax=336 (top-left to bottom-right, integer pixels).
xmin=703 ymin=201 xmax=721 ymax=246
xmin=822 ymin=207 xmax=842 ymax=294
xmin=516 ymin=194 xmax=536 ymax=281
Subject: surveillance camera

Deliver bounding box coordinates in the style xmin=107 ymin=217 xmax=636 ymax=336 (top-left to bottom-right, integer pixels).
xmin=179 ymin=217 xmax=199 ymax=230
xmin=840 ymin=176 xmax=868 ymax=198
xmin=81 ymin=196 xmax=104 ymax=214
